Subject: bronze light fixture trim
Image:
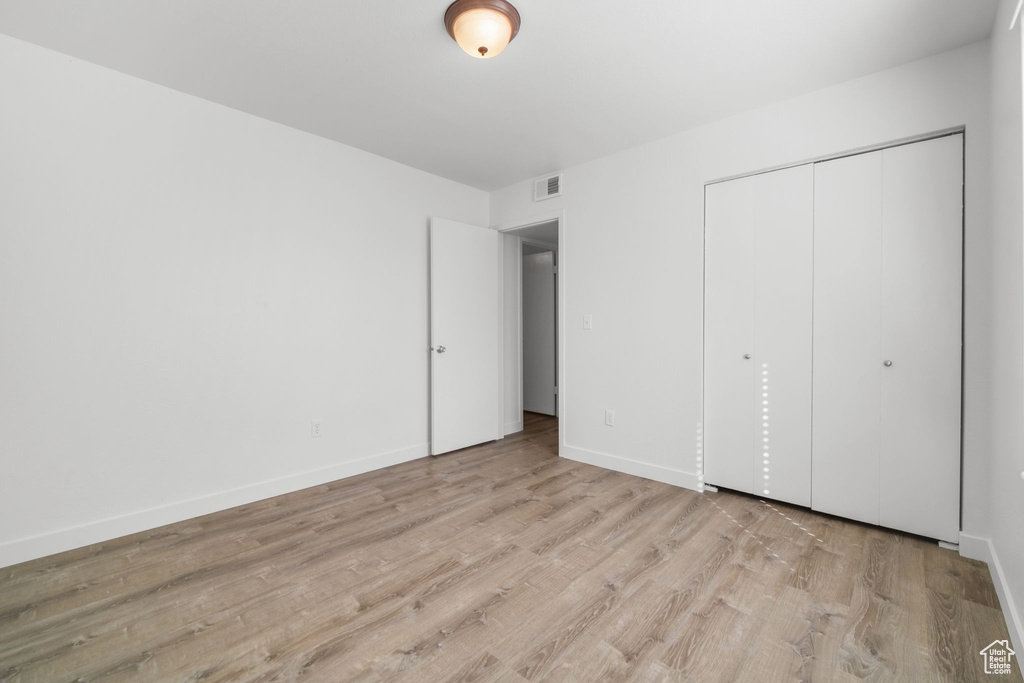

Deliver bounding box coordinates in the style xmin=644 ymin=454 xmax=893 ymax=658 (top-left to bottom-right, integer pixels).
xmin=444 ymin=0 xmax=521 ymax=59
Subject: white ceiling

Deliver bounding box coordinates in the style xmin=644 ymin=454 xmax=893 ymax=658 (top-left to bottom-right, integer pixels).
xmin=0 ymin=1 xmax=999 ymax=191
xmin=513 ymin=220 xmax=559 ymax=247
xmin=522 ymin=242 xmax=554 ymax=256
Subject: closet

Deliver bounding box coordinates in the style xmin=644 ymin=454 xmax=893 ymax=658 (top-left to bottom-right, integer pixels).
xmin=704 ymin=133 xmax=963 ymax=543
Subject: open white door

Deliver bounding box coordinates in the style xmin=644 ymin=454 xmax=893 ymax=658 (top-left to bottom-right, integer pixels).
xmin=430 ymin=217 xmax=502 ymax=455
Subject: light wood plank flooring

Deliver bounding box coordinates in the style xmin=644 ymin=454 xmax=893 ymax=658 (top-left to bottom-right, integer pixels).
xmin=0 ymin=413 xmax=1018 ymax=682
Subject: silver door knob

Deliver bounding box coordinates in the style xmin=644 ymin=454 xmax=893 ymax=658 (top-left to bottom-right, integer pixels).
xmin=435 ymin=345 xmax=446 ymax=354
xmin=883 ymin=360 xmax=892 ymax=367
xmin=744 ymin=354 xmax=751 ymax=360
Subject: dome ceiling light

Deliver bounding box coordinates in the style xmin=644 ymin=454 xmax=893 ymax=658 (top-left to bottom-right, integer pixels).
xmin=444 ymin=0 xmax=521 ymax=59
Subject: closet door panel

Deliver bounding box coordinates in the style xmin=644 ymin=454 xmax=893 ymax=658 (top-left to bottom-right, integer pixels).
xmin=704 ymin=176 xmax=756 ymax=493
xmin=879 ymin=136 xmax=963 ymax=543
xmin=812 ymin=152 xmax=883 ymax=525
xmin=753 ymin=165 xmax=813 ymax=506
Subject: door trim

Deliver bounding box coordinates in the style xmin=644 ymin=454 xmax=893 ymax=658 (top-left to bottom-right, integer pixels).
xmin=705 ymin=126 xmax=965 ymax=187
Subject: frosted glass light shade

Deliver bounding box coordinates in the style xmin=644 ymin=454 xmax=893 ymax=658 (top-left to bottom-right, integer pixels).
xmin=453 ymin=8 xmax=512 ymax=58
xmin=444 ymin=0 xmax=521 ymax=59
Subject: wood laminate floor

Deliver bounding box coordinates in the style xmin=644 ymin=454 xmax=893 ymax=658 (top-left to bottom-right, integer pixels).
xmin=0 ymin=413 xmax=1019 ymax=682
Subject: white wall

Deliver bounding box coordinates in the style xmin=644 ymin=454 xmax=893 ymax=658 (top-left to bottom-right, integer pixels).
xmin=522 ymin=250 xmax=557 ymax=416
xmin=0 ymin=35 xmax=488 ymax=568
xmin=491 ymin=41 xmax=994 ymax=533
xmin=502 ymin=233 xmax=522 ymax=434
xmin=986 ymin=0 xmax=1024 ymax=650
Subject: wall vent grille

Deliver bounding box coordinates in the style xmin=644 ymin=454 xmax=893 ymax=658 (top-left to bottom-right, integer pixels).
xmin=534 ymin=173 xmax=563 ymax=201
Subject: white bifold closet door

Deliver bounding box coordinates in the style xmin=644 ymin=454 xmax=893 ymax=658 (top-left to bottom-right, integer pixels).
xmin=811 ymin=152 xmax=884 ymax=525
xmin=704 ymin=164 xmax=813 ymax=506
xmin=812 ymin=134 xmax=963 ymax=543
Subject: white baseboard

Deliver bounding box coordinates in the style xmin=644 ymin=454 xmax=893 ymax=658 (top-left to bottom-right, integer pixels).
xmin=958 ymin=533 xmax=990 ymax=563
xmin=504 ymin=420 xmax=523 ymax=436
xmin=561 ymin=444 xmax=700 ymax=490
xmin=0 ymin=442 xmax=428 ymax=570
xmin=959 ymin=532 xmax=1024 ymax=653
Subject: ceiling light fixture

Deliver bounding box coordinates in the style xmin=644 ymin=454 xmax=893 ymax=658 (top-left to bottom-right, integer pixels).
xmin=444 ymin=0 xmax=521 ymax=59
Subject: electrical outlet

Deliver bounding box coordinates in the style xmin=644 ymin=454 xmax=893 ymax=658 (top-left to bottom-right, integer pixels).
xmin=605 ymin=410 xmax=615 ymax=426
xmin=311 ymin=420 xmax=322 ymax=438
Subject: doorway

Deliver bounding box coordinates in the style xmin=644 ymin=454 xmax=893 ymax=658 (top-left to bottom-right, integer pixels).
xmin=500 ymin=215 xmax=563 ymax=454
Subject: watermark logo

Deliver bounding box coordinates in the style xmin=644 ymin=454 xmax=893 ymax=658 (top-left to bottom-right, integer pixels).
xmin=980 ymin=640 xmax=1016 ymax=675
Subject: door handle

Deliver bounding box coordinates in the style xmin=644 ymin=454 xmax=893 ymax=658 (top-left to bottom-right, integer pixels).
xmin=744 ymin=354 xmax=751 ymax=360
xmin=433 ymin=345 xmax=447 ymax=354
xmin=883 ymin=360 xmax=893 ymax=367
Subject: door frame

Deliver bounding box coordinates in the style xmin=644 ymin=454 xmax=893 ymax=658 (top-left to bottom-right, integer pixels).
xmin=495 ymin=210 xmax=566 ymax=455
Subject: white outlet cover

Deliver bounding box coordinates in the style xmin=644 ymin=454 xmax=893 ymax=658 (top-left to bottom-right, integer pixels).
xmin=311 ymin=421 xmax=322 ymax=438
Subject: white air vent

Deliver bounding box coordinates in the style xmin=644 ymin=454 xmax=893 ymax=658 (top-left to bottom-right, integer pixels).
xmin=534 ymin=173 xmax=563 ymax=202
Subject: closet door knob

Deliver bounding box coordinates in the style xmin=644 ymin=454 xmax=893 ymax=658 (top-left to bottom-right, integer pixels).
xmin=744 ymin=354 xmax=752 ymax=360
xmin=883 ymin=360 xmax=893 ymax=367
